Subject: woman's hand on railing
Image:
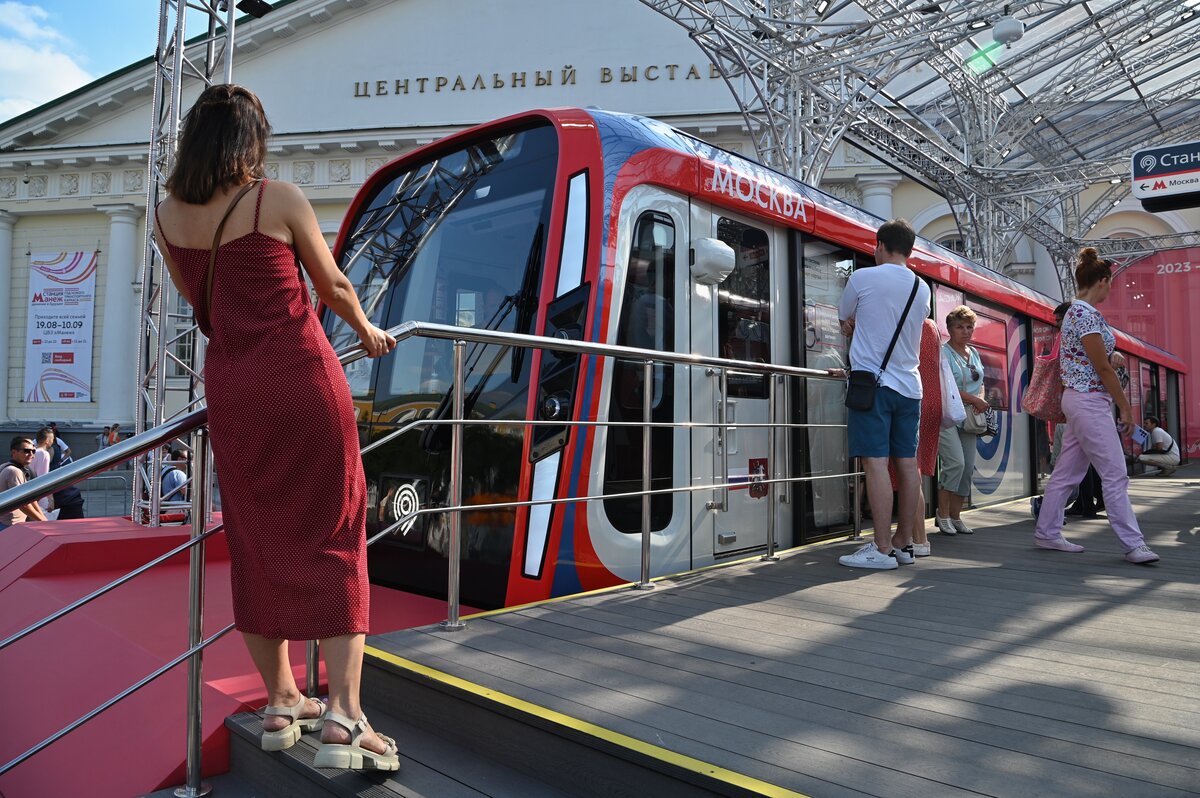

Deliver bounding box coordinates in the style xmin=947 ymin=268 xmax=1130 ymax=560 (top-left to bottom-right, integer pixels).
xmin=357 ymin=324 xmax=397 ymax=358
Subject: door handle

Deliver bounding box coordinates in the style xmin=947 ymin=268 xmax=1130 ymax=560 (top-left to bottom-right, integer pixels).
xmin=706 ymin=368 xmax=728 ymax=511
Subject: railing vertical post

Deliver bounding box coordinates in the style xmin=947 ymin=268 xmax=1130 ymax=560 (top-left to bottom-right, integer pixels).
xmin=762 ymin=375 xmax=780 ymax=562
xmin=441 ymin=340 xmax=468 ymax=630
xmin=719 ymin=368 xmax=729 ymax=510
xmin=174 ymin=429 xmax=211 ymax=798
xmin=852 ymin=456 xmax=864 ymax=540
xmin=305 ymin=640 xmax=319 ymax=699
xmin=635 ymin=359 xmax=655 ymax=590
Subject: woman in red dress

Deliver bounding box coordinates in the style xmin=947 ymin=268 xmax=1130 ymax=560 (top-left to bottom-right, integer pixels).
xmin=154 ymin=84 xmax=399 ymax=771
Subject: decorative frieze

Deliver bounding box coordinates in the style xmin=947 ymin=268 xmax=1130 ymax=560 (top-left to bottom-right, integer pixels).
xmin=329 ymin=159 xmax=351 ymax=183
xmin=92 ymin=172 xmax=111 ymax=194
xmin=366 ymin=157 xmax=387 ymax=176
xmin=265 ymin=162 xmax=279 ymax=180
xmin=0 ymin=178 xmax=14 ymax=199
xmin=28 ymin=175 xmax=47 ymax=198
xmin=124 ymin=169 xmax=143 ymax=192
xmin=294 ymin=161 xmax=315 ymax=185
xmin=62 ymin=174 xmax=80 ymax=195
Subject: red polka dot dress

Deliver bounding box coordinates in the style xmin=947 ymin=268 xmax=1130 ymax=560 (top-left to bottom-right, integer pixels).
xmin=156 ymin=181 xmax=368 ymax=640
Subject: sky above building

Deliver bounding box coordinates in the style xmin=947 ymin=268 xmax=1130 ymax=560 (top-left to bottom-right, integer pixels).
xmin=0 ymin=1 xmax=157 ymax=124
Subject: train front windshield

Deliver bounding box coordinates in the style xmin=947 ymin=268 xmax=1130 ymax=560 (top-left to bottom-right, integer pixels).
xmin=328 ymin=123 xmax=559 ymax=607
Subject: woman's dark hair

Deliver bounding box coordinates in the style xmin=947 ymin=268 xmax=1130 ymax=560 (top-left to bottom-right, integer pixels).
xmin=1074 ymin=247 xmax=1113 ymax=289
xmin=1052 ymin=301 xmax=1072 ymax=321
xmin=164 ymin=84 xmax=270 ymax=204
xmin=1144 ymin=415 xmax=1160 ymax=426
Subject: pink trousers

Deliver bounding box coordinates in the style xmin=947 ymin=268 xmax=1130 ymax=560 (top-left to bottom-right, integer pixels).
xmin=1034 ymin=389 xmax=1146 ymax=551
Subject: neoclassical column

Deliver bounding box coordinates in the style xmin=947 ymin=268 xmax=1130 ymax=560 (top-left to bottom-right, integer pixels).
xmin=95 ymin=203 xmax=141 ymax=424
xmin=0 ymin=210 xmax=15 ymax=422
xmin=856 ymin=174 xmax=904 ymax=221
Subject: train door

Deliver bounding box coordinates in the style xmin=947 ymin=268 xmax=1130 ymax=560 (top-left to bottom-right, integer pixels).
xmin=691 ymin=208 xmax=792 ymax=558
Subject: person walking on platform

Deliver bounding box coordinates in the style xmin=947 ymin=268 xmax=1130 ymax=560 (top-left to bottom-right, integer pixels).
xmin=1032 ymin=248 xmax=1159 ymax=564
xmin=153 ymin=84 xmax=400 ymax=770
xmin=836 ymin=219 xmax=931 ymax=570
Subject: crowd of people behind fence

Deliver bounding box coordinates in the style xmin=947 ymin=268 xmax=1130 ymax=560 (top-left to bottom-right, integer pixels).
xmin=837 ymin=220 xmax=1166 ymax=570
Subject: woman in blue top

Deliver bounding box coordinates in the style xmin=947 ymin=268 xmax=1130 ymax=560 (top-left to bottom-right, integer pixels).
xmin=935 ymin=305 xmax=990 ymax=536
xmin=1033 ymin=248 xmax=1159 ymax=563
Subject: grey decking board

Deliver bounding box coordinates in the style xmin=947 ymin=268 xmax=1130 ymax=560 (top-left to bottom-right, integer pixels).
xmin=540 ymin=590 xmax=1200 ymax=727
xmin=374 ymin=632 xmax=887 ymax=798
xmin=653 ymin=579 xmax=1200 ymax=686
xmin=486 ymin=608 xmax=1200 ymax=789
xmin=368 ymin=477 xmax=1200 ymax=798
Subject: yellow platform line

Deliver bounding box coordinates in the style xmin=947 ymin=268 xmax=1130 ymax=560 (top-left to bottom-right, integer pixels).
xmin=365 ymin=647 xmax=811 ymax=798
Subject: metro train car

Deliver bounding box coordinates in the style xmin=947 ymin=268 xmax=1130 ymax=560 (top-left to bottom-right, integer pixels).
xmin=323 ymin=107 xmax=1185 ymax=610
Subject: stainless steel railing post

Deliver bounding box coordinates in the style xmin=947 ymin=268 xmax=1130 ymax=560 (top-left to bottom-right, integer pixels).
xmin=851 ymin=456 xmax=864 ymax=540
xmin=174 ymin=428 xmax=211 ymax=798
xmin=441 ymin=340 xmax=468 ymax=630
xmin=762 ymin=375 xmax=780 ymax=562
xmin=635 ymin=359 xmax=655 ymax=590
xmin=305 ymin=640 xmax=320 ymax=699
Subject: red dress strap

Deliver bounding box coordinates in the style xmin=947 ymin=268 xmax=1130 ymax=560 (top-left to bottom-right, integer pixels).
xmin=153 ymin=203 xmax=173 ymax=248
xmin=252 ymin=178 xmax=268 ymax=231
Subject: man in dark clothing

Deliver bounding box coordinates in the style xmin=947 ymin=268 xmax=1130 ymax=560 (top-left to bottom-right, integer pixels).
xmin=48 ymin=436 xmax=86 ymax=520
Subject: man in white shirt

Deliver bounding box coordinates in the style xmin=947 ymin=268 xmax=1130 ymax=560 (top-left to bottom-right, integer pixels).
xmin=32 ymin=427 xmax=55 ymax=516
xmin=836 ymin=219 xmax=932 ymax=570
xmin=1135 ymin=416 xmax=1179 ymax=476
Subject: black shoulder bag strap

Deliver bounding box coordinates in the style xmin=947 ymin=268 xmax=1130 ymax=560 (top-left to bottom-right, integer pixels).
xmin=875 ymin=273 xmax=922 ymax=381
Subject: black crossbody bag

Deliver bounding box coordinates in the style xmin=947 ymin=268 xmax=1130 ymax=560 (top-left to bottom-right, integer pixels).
xmin=845 ymin=274 xmax=921 ymax=411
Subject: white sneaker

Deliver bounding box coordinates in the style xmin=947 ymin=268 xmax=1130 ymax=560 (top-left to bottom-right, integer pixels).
xmin=951 ymin=519 xmax=975 ymax=535
xmin=890 ymin=545 xmax=915 ymax=565
xmin=1125 ymin=544 xmax=1160 ymax=564
xmin=911 ymin=542 xmax=931 ymax=557
xmin=838 ymin=542 xmax=899 ymax=570
xmin=935 ymin=517 xmax=957 ymax=536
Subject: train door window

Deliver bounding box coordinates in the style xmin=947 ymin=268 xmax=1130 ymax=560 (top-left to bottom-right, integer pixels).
xmin=715 ymin=218 xmax=770 ymax=398
xmin=799 ymin=237 xmax=854 ymax=529
xmin=603 ymin=212 xmax=676 ymax=533
xmin=966 ymin=309 xmax=1009 ymax=409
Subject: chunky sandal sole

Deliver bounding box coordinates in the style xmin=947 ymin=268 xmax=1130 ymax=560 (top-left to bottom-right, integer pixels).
xmin=314 ymin=743 xmax=400 ymax=771
xmin=260 ymin=698 xmax=326 ymax=751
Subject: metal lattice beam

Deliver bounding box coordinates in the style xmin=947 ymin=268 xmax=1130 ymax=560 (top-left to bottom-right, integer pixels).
xmin=639 ymin=0 xmax=1200 ymax=299
xmin=134 ymin=0 xmax=235 ymax=526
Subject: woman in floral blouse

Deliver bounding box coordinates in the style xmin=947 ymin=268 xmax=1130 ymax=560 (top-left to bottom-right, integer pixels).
xmin=1032 ymin=248 xmax=1159 ymax=563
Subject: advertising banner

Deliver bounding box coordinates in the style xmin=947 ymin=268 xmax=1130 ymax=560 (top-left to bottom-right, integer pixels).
xmin=22 ymin=251 xmax=98 ymax=403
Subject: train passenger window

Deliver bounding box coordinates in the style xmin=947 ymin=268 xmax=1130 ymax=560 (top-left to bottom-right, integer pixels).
xmin=715 ymin=218 xmax=770 ymax=399
xmin=603 ymin=212 xmax=676 ymax=533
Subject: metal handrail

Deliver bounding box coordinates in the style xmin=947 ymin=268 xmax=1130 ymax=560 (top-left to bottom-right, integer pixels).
xmin=0 ymin=320 xmax=857 ymax=786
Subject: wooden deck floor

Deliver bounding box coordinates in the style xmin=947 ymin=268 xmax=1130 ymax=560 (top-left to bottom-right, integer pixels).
xmin=370 ymin=471 xmax=1200 ymax=798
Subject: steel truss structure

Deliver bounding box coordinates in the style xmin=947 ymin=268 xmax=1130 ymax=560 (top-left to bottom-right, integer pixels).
xmin=135 ymin=0 xmax=236 ymax=526
xmin=638 ymin=0 xmax=1200 ymax=295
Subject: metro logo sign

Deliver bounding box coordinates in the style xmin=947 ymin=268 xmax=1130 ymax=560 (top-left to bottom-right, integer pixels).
xmin=1132 ymin=141 xmax=1200 ymax=210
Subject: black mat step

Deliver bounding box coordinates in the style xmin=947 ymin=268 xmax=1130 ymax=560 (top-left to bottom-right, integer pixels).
xmin=223 ymin=702 xmax=575 ymax=798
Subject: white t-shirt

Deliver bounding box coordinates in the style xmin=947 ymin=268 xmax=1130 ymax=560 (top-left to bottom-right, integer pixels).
xmin=838 ymin=262 xmax=932 ymax=400
xmin=1148 ymin=426 xmax=1180 ymax=464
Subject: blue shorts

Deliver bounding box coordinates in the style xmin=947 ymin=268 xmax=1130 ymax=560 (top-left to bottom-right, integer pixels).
xmin=847 ymin=386 xmax=920 ymax=459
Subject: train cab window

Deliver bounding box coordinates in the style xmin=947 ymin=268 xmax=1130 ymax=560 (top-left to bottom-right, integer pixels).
xmin=715 ymin=218 xmax=771 ymax=398
xmin=603 ymin=212 xmax=676 ymax=533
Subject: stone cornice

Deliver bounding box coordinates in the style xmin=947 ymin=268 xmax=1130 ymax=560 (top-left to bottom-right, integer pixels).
xmin=0 ymin=0 xmax=374 ymax=149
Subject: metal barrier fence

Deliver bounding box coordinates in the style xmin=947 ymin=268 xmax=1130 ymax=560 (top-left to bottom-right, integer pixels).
xmin=76 ymin=473 xmax=132 ymax=518
xmin=0 ymin=321 xmax=861 ymax=796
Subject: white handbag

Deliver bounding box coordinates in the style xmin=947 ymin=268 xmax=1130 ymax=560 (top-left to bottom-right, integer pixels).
xmin=939 ymin=353 xmax=966 ymax=429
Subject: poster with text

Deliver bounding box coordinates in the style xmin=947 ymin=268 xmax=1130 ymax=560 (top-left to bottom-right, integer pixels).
xmin=23 ymin=251 xmax=98 ymax=403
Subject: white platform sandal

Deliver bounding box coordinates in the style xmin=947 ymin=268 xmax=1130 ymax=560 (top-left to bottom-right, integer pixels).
xmin=313 ymin=711 xmax=400 ymax=771
xmin=260 ymin=695 xmax=326 ymax=752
